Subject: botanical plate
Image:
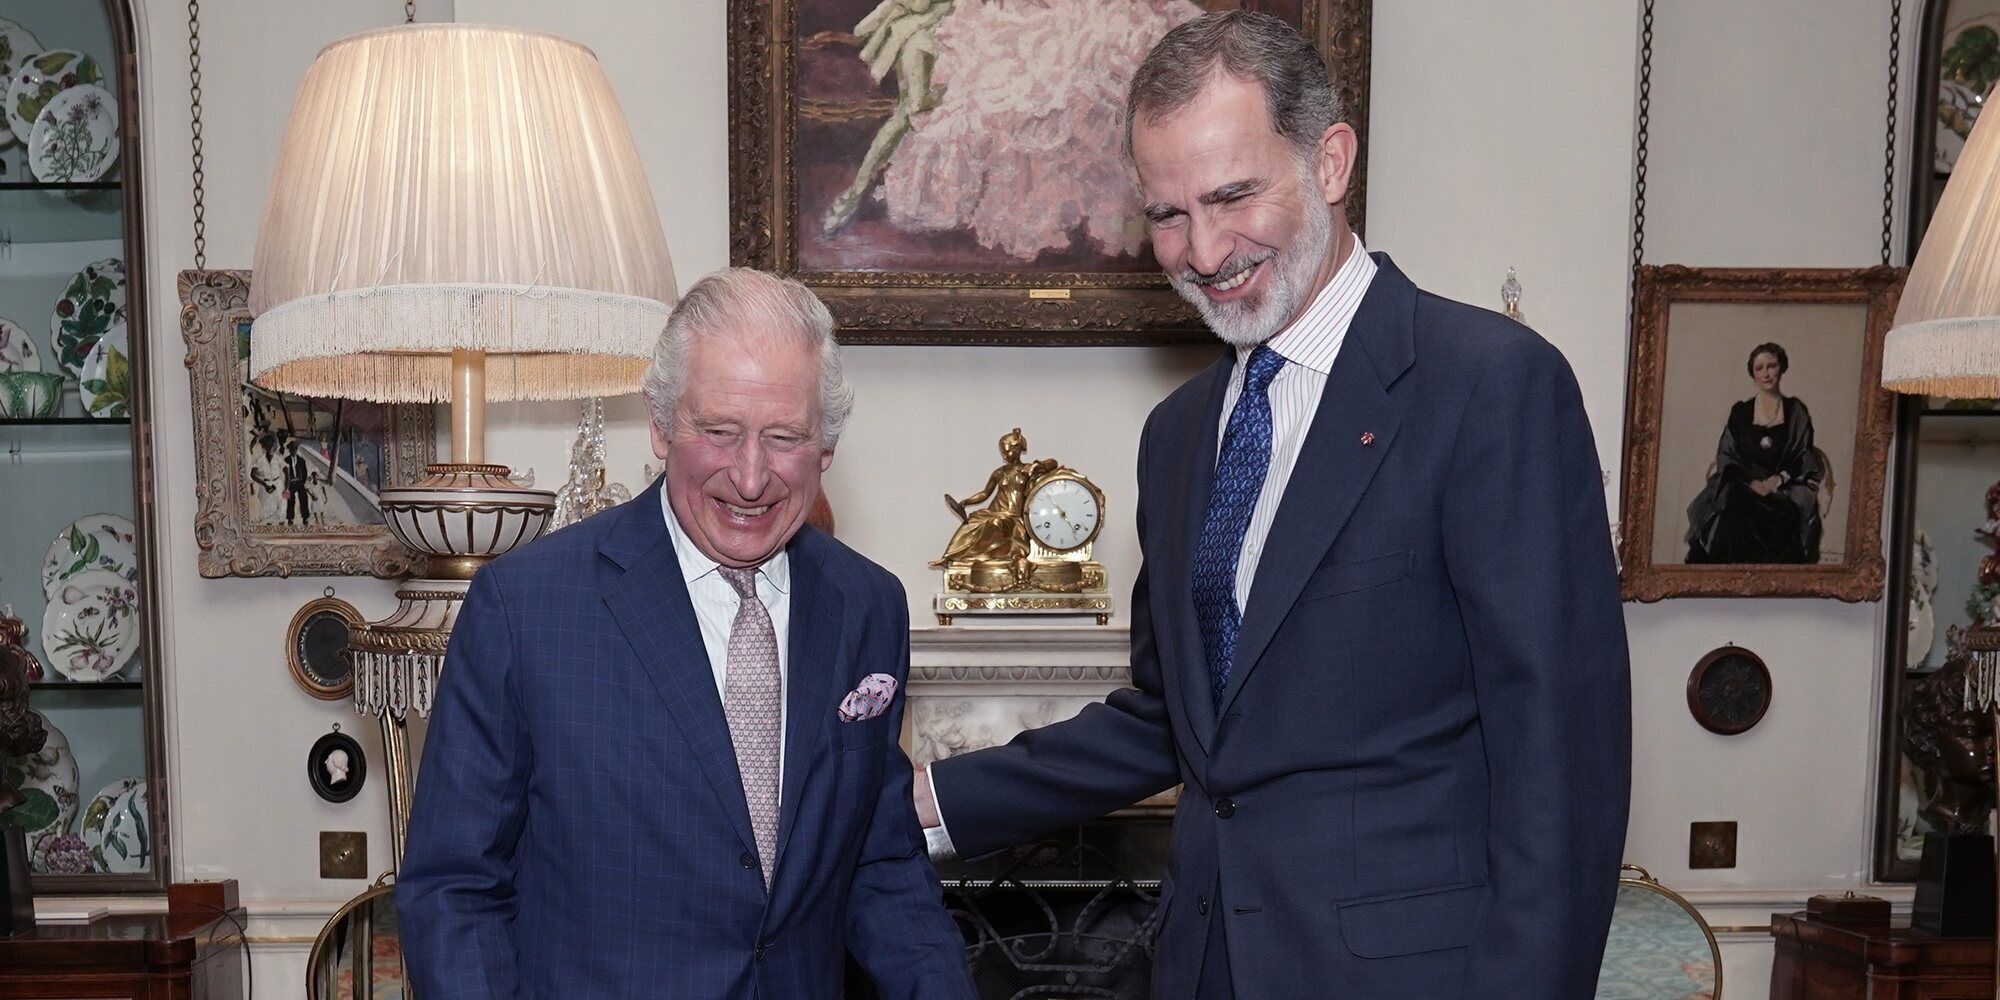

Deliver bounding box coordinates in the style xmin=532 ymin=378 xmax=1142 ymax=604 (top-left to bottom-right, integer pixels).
xmin=79 ymin=322 xmax=128 ymax=418
xmin=48 ymin=257 xmax=125 ymax=380
xmin=79 ymin=777 xmax=140 ymax=872
xmin=0 ymin=315 xmax=37 ymax=372
xmin=97 ymin=781 xmax=149 ymax=873
xmin=42 ymin=513 xmax=138 ymax=597
xmin=0 ymin=19 xmax=41 ymax=149
xmin=28 ymin=82 xmax=117 ymax=182
xmin=1 ymin=712 xmax=78 ymax=849
xmin=41 ymin=569 xmax=141 ymax=682
xmin=5 ymin=49 xmax=102 ymax=146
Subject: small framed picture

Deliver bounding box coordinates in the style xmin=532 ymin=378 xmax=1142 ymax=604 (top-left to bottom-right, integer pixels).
xmin=307 ymin=728 xmax=367 ymax=804
xmin=1619 ymin=265 xmax=1904 ymax=601
xmin=286 ymin=594 xmax=361 ymax=701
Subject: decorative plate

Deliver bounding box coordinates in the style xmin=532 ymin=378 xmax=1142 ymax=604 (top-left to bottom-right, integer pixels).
xmin=1 ymin=712 xmax=79 ymax=849
xmin=78 ymin=321 xmax=128 ymax=418
xmin=42 ymin=513 xmax=138 ymax=597
xmin=97 ymin=781 xmax=150 ymax=873
xmin=0 ymin=19 xmax=41 ymax=148
xmin=79 ymin=777 xmax=141 ymax=872
xmin=41 ymin=568 xmax=142 ymax=682
xmin=49 ymin=258 xmax=125 ymax=379
xmin=0 ymin=315 xmax=38 ymax=372
xmin=28 ymin=82 xmax=117 ymax=183
xmin=5 ymin=49 xmax=102 ymax=146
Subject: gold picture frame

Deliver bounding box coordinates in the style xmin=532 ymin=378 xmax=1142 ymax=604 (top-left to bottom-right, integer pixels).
xmin=728 ymin=0 xmax=1374 ymax=345
xmin=1619 ymin=265 xmax=1903 ymax=601
xmin=177 ymin=270 xmax=435 ymax=578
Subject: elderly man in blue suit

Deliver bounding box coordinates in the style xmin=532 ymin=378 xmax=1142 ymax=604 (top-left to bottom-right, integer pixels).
xmin=917 ymin=12 xmax=1632 ymax=999
xmin=399 ymin=268 xmax=976 ymax=999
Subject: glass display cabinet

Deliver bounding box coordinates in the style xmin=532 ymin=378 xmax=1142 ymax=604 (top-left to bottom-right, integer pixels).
xmin=0 ymin=0 xmax=168 ymax=892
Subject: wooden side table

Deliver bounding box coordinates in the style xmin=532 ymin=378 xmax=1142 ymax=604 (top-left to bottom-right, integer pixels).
xmin=0 ymin=911 xmax=246 ymax=999
xmin=1770 ymin=910 xmax=1994 ymax=999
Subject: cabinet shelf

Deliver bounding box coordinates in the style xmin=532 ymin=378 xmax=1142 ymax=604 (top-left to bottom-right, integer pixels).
xmin=30 ymin=680 xmax=141 ymax=691
xmin=0 ymin=181 xmax=121 ymax=192
xmin=0 ymin=417 xmax=130 ymax=426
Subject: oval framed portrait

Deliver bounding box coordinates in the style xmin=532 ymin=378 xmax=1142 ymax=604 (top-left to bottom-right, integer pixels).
xmin=1686 ymin=645 xmax=1773 ymax=736
xmin=287 ymin=595 xmax=360 ymax=700
xmin=307 ymin=728 xmax=366 ymax=804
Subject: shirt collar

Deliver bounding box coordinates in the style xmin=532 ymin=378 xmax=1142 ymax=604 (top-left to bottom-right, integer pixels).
xmin=659 ymin=480 xmax=792 ymax=594
xmin=1238 ymin=236 xmax=1377 ymax=376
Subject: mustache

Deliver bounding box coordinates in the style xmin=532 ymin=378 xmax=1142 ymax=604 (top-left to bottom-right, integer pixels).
xmin=1178 ymin=251 xmax=1273 ymax=287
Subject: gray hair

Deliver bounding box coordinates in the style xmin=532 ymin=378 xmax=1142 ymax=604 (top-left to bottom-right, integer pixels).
xmin=1123 ymin=10 xmax=1344 ymax=163
xmin=641 ymin=268 xmax=855 ymax=448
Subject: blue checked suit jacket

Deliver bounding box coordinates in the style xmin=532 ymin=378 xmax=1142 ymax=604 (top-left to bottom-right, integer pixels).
xmin=931 ymin=256 xmax=1632 ymax=999
xmin=397 ymin=483 xmax=975 ymax=999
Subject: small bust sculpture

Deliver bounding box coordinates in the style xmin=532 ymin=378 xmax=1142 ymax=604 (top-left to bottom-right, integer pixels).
xmin=1904 ymin=654 xmax=1998 ymax=836
xmin=0 ymin=626 xmax=48 ymax=815
xmin=323 ymin=747 xmax=351 ymax=787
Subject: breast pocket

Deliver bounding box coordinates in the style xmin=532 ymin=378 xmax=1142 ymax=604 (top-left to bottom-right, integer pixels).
xmin=840 ymin=713 xmax=892 ymax=752
xmin=1298 ymin=549 xmax=1413 ymax=603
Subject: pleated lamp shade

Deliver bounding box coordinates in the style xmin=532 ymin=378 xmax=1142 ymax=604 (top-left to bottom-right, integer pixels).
xmin=1884 ymin=85 xmax=2000 ymax=398
xmin=248 ymin=23 xmax=675 ymax=403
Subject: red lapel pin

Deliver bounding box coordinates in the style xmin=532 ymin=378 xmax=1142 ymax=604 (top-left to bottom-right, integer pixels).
xmin=1360 ymin=431 xmax=1375 ymax=446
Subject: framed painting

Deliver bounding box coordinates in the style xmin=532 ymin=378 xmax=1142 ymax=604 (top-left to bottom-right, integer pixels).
xmin=729 ymin=0 xmax=1374 ymax=344
xmin=1619 ymin=265 xmax=1904 ymax=601
xmin=177 ymin=270 xmax=435 ymax=578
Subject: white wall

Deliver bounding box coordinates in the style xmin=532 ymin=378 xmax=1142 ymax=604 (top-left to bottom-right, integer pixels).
xmin=110 ymin=0 xmax=1919 ymax=994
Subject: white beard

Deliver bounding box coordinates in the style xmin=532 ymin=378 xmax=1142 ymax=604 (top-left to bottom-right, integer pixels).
xmin=1168 ymin=180 xmax=1337 ymax=348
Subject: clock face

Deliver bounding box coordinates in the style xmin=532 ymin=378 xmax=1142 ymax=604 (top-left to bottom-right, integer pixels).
xmin=1028 ymin=477 xmax=1101 ymax=552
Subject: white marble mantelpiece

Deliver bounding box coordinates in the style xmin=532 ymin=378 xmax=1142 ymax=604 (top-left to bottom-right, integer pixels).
xmin=904 ymin=626 xmax=1133 ymax=767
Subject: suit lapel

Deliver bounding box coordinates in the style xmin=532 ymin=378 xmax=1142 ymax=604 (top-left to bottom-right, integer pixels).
xmin=1159 ymin=354 xmax=1233 ymax=756
xmin=599 ymin=487 xmax=759 ymax=857
xmin=1217 ymin=256 xmax=1417 ymax=723
xmin=773 ymin=530 xmax=844 ymax=877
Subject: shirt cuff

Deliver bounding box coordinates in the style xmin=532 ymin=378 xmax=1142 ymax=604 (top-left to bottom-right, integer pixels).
xmin=924 ymin=765 xmax=958 ymax=861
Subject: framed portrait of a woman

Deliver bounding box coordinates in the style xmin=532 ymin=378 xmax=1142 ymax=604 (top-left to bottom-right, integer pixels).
xmin=1619 ymin=265 xmax=1904 ymax=601
xmin=728 ymin=0 xmax=1373 ymax=344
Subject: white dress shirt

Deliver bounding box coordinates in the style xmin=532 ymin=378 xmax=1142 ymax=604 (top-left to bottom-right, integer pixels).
xmin=925 ymin=240 xmax=1380 ymax=858
xmin=663 ymin=483 xmax=791 ymax=796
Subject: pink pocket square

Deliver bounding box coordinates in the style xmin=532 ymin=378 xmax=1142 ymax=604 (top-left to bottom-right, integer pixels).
xmin=839 ymin=673 xmax=898 ymax=722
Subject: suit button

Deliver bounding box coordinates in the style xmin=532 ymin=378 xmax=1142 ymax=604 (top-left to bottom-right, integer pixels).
xmin=740 ymin=852 xmax=757 ymax=870
xmin=755 ymin=945 xmax=767 ymax=961
xmin=1196 ymin=895 xmax=1210 ymax=915
xmin=1215 ymin=798 xmax=1236 ymax=819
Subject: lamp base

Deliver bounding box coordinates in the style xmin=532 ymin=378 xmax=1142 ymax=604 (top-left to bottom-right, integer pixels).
xmin=1912 ymin=832 xmax=1996 ymax=938
xmin=380 ymin=463 xmax=554 ymax=579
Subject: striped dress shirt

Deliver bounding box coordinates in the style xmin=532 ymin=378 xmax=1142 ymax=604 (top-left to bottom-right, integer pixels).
xmin=1218 ymin=239 xmax=1378 ymax=611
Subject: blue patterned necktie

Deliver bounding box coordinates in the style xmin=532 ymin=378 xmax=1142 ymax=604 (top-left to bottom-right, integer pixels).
xmin=1192 ymin=345 xmax=1286 ymax=708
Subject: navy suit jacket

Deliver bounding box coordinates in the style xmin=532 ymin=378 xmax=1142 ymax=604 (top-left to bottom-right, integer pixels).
xmin=398 ymin=484 xmax=975 ymax=999
xmin=932 ymin=255 xmax=1632 ymax=999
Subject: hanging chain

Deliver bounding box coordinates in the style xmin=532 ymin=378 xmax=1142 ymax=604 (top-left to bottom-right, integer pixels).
xmin=406 ymin=1 xmax=417 ymax=24
xmin=1882 ymin=0 xmax=1902 ymax=265
xmin=186 ymin=0 xmax=206 ymax=270
xmin=1627 ymin=0 xmax=1654 ymax=331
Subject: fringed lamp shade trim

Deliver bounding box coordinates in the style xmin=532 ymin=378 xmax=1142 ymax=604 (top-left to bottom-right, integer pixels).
xmin=1882 ymin=317 xmax=2000 ymax=398
xmin=1885 ymin=82 xmax=2000 ymax=399
xmin=249 ymin=23 xmax=674 ymax=400
xmin=250 ymin=283 xmax=666 ymax=402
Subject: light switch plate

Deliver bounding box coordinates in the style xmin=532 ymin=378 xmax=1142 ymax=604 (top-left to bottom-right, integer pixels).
xmin=320 ymin=831 xmax=367 ymax=880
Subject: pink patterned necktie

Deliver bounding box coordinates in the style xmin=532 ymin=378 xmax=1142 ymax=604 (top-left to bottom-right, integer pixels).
xmin=719 ymin=567 xmax=780 ymax=889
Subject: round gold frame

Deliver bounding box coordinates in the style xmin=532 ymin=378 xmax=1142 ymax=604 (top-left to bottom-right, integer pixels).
xmin=287 ymin=595 xmax=362 ymax=700
xmin=1026 ymin=468 xmax=1107 ymax=554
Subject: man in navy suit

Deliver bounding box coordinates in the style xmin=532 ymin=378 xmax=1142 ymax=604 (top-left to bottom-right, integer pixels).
xmin=399 ymin=268 xmax=976 ymax=999
xmin=918 ymin=12 xmax=1631 ymax=998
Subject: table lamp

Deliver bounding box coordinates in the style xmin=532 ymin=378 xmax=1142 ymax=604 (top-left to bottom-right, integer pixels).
xmin=248 ymin=22 xmax=675 ymax=863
